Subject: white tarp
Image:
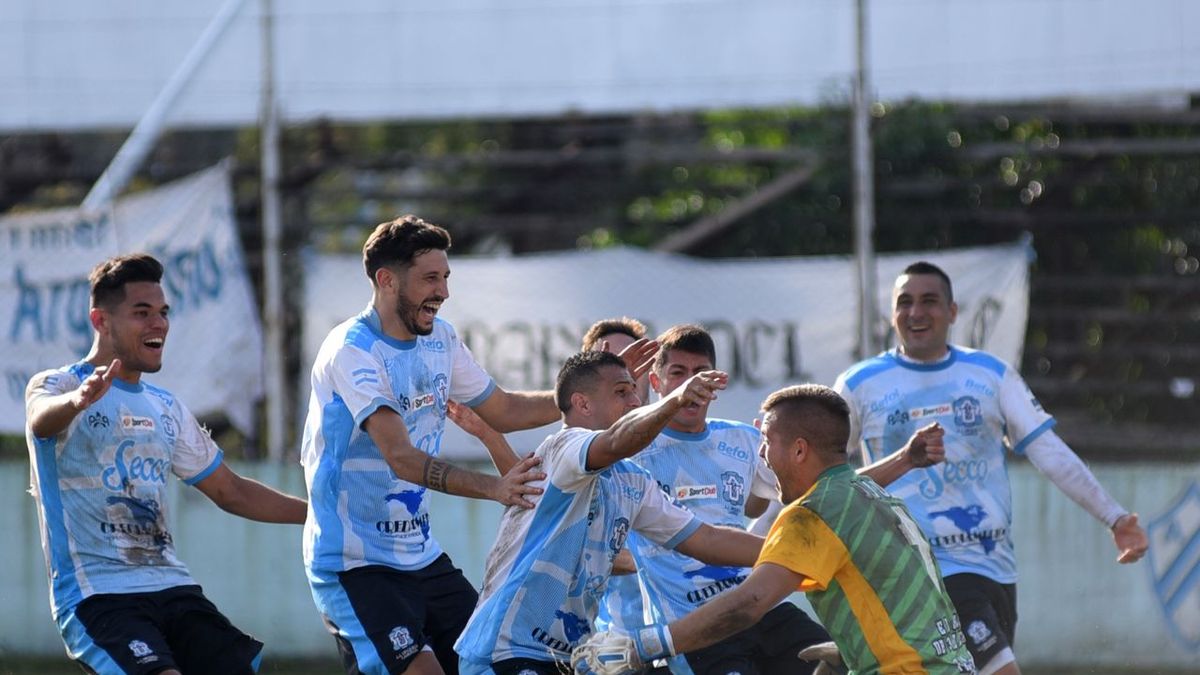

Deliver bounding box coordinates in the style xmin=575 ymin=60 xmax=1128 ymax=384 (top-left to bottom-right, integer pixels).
xmin=304 ymin=240 xmax=1032 ymax=459
xmin=0 ymin=164 xmax=264 ymax=434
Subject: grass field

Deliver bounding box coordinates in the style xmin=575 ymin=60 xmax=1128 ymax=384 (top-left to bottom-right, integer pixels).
xmin=0 ymin=660 xmax=1194 ymax=675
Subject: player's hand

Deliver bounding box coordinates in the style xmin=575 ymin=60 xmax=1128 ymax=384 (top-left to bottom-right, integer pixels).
xmin=673 ymin=370 xmax=728 ymax=408
xmin=599 ymin=337 xmax=659 ymax=382
xmin=70 ymin=359 xmax=120 ymax=411
xmin=447 ymin=400 xmax=499 ymax=441
xmin=902 ymin=423 xmax=945 ymax=468
xmin=1112 ymin=513 xmax=1149 ymax=563
xmin=798 ymin=641 xmax=847 ymax=675
xmin=493 ymin=453 xmax=545 ymax=509
xmin=572 ymin=626 xmax=672 ymax=675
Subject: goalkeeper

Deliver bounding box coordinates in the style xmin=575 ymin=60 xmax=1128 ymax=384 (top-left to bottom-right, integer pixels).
xmin=573 ymin=384 xmax=977 ymax=675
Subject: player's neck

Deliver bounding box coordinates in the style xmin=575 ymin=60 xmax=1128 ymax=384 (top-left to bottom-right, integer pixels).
xmin=897 ymin=345 xmax=951 ymax=363
xmin=85 ymin=343 xmax=142 ymax=384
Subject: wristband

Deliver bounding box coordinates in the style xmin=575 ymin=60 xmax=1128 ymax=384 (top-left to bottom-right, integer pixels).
xmin=632 ymin=625 xmax=675 ymax=662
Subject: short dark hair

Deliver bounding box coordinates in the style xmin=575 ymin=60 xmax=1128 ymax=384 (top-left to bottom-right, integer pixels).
xmin=581 ymin=317 xmax=647 ymax=351
xmin=901 ymin=261 xmax=954 ymax=302
xmin=89 ymin=254 xmax=164 ymax=310
xmin=363 ymin=215 xmax=452 ymax=283
xmin=555 ymin=351 xmax=628 ymax=413
xmin=760 ymin=384 xmax=850 ymax=458
xmin=654 ymin=324 xmax=716 ymax=371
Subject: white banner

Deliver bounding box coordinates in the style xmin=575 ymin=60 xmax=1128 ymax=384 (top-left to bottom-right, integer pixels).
xmin=0 ymin=164 xmax=264 ymax=435
xmin=304 ymin=240 xmax=1032 ymax=459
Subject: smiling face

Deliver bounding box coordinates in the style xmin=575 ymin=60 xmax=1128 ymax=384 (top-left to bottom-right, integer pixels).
xmin=651 ymin=349 xmax=714 ymax=433
xmin=94 ymin=281 xmax=169 ymax=380
xmin=587 ymin=364 xmax=643 ymax=429
xmin=387 ymin=249 xmax=450 ymax=339
xmin=892 ymin=272 xmax=957 ymax=362
xmin=758 ymin=410 xmax=798 ymax=502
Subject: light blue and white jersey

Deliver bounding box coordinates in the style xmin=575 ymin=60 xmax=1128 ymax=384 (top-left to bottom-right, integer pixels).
xmin=594 ymin=573 xmax=644 ymax=633
xmin=625 ymin=420 xmax=777 ymax=625
xmin=834 ymin=346 xmax=1054 ymax=583
xmin=301 ymin=307 xmax=495 ymax=574
xmin=25 ymin=362 xmax=223 ymax=619
xmin=455 ymin=426 xmax=701 ymax=671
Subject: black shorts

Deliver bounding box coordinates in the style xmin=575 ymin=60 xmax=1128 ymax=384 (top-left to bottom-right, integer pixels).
xmin=311 ymin=554 xmax=479 ymax=675
xmin=943 ymin=573 xmax=1017 ymax=669
xmin=61 ymin=584 xmax=263 ymax=675
xmin=679 ymin=602 xmax=832 ymax=675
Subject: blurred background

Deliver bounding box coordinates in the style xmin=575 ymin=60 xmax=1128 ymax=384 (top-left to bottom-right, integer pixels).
xmin=1 ymin=1 xmax=1198 ymax=672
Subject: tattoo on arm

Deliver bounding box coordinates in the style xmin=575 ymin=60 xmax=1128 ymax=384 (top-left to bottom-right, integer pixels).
xmin=422 ymin=456 xmax=455 ymax=492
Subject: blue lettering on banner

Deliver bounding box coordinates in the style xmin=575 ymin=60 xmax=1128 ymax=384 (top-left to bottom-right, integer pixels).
xmin=8 ymin=266 xmax=92 ymax=353
xmin=150 ymin=239 xmax=224 ymax=314
xmin=1147 ymin=481 xmax=1200 ymax=652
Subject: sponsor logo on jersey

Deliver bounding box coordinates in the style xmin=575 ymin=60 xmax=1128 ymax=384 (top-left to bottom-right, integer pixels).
xmin=908 ymin=403 xmax=952 ymax=420
xmin=102 ymin=440 xmax=169 ymax=490
xmin=675 ymin=485 xmax=717 ymax=501
xmin=717 ymin=441 xmax=750 ymax=461
xmin=887 ymin=408 xmax=910 ymax=426
xmin=412 ymin=393 xmax=436 ymax=411
xmin=1147 ymin=481 xmax=1200 ymax=652
xmin=87 ymin=412 xmax=110 ymax=429
xmin=421 ymin=338 xmax=447 ymax=352
xmin=952 ymin=396 xmax=983 ymax=434
xmin=868 ymin=388 xmax=902 ymax=414
xmin=121 ymin=415 xmax=156 ymax=431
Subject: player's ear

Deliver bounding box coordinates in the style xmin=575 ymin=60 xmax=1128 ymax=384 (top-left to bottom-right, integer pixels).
xmin=374 ymin=266 xmax=395 ymax=292
xmin=948 ymin=300 xmax=958 ymax=324
xmin=648 ymin=370 xmax=661 ymax=393
xmin=570 ymin=390 xmax=590 ymax=416
xmin=89 ymin=306 xmax=105 ymax=332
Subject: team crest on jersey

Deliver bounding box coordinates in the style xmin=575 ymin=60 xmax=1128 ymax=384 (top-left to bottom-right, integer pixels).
xmin=675 ymin=485 xmax=717 ymax=501
xmin=952 ymin=396 xmax=983 ymax=434
xmin=609 ymin=517 xmax=630 ymax=553
xmin=1147 ymin=481 xmax=1200 ymax=652
xmin=159 ymin=415 xmax=177 ymax=443
xmin=121 ymin=415 xmax=156 ymax=432
xmin=721 ymin=471 xmax=745 ymax=506
xmin=433 ymin=373 xmax=449 ymax=408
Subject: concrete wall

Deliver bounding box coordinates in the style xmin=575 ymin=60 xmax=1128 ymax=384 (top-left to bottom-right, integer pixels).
xmin=1 ymin=459 xmax=1197 ymax=667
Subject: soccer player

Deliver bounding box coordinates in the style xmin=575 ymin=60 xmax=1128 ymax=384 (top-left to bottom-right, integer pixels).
xmin=572 ymin=384 xmax=977 ymax=675
xmin=454 ymin=351 xmax=766 ymax=675
xmin=832 ymin=261 xmax=1149 ymax=675
xmin=580 ymin=317 xmax=654 ymax=635
xmin=621 ymin=324 xmax=944 ymax=675
xmin=24 ymin=253 xmax=308 ymax=675
xmin=302 ymin=215 xmax=559 ymax=675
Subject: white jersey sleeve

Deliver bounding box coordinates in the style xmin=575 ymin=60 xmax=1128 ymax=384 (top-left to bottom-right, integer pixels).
xmin=750 ymin=458 xmax=780 ymax=501
xmin=169 ymin=397 xmax=223 ymax=485
xmin=25 ymin=368 xmax=80 ymax=421
xmin=998 ymin=367 xmax=1055 ymax=453
xmin=450 ymin=335 xmax=496 ymax=406
xmin=631 ymin=477 xmax=702 ymax=549
xmin=543 ymin=426 xmax=603 ymax=493
xmin=326 ymin=340 xmax=400 ymax=428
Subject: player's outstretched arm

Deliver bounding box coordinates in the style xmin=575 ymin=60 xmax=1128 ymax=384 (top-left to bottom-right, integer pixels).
xmin=857 ymin=422 xmax=945 ymax=488
xmin=571 ymin=564 xmax=799 ymax=674
xmin=365 ymin=407 xmax=545 ymax=507
xmin=194 ymin=464 xmax=307 ymax=524
xmin=673 ymin=523 xmax=763 ymax=568
xmin=1112 ymin=513 xmax=1149 ymax=563
xmin=448 ymin=400 xmax=522 ymax=475
xmin=26 ymin=359 xmax=121 ymax=438
xmin=473 ymin=387 xmax=559 ymax=433
xmin=586 ymin=370 xmax=728 ymax=470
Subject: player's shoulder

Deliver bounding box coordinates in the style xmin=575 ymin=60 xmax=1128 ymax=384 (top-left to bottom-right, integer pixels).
xmin=704 ymin=418 xmax=760 ymax=445
xmin=27 ymin=362 xmax=89 ymax=396
xmin=837 ymin=351 xmax=900 ymax=391
xmin=140 ymin=381 xmax=177 ymax=407
xmin=951 ymin=345 xmax=1011 ymax=378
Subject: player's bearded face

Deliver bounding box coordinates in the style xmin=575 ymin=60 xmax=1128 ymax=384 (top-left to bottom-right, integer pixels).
xmin=393 ymin=250 xmax=450 ymax=337
xmin=103 ymin=281 xmax=169 ymax=374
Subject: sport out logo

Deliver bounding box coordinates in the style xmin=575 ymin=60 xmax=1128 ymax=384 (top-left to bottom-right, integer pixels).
xmin=1148 ymin=481 xmax=1200 ymax=652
